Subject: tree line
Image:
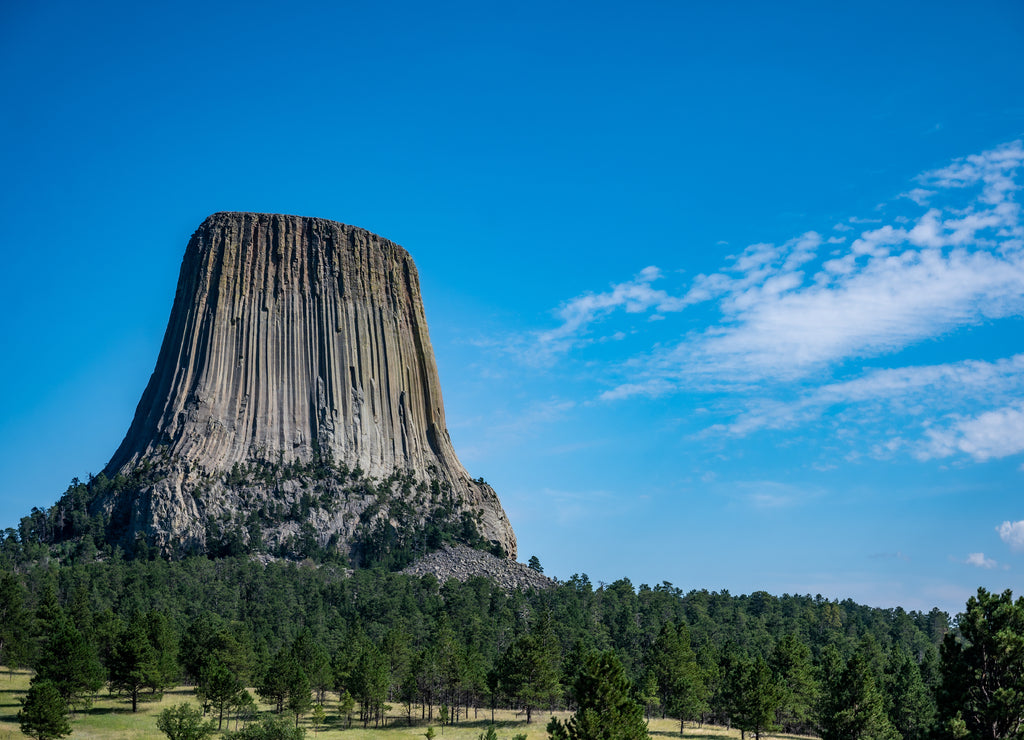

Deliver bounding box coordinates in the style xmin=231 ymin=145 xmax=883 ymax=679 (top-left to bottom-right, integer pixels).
xmin=2 ymin=547 xmax=1022 ymax=739
xmin=2 ymin=552 xmax=1015 ymax=736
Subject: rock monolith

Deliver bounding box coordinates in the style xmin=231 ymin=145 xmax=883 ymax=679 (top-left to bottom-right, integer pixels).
xmin=91 ymin=212 xmax=516 ymax=560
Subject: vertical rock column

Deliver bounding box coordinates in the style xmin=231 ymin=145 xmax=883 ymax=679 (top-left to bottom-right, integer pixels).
xmin=101 ymin=212 xmax=515 ymax=558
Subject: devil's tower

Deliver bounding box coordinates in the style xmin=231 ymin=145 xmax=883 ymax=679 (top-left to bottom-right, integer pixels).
xmin=92 ymin=212 xmax=516 ymax=561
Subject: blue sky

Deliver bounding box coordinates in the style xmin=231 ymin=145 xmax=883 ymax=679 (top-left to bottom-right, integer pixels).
xmin=2 ymin=0 xmax=1023 ymax=616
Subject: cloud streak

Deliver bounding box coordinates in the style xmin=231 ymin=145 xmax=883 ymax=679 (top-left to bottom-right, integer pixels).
xmin=606 ymin=145 xmax=1024 ymax=394
xmin=587 ymin=141 xmax=1024 ymax=397
xmin=716 ymin=354 xmax=1024 ymax=438
xmin=516 ymin=140 xmax=1024 ymax=466
xmin=530 ymin=266 xmax=691 ymax=360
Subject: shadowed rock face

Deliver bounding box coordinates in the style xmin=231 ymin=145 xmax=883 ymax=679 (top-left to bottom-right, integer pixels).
xmin=96 ymin=212 xmax=515 ymax=559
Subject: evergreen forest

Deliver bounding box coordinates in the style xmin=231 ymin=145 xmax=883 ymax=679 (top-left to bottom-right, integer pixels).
xmin=3 ymin=528 xmax=1024 ymax=740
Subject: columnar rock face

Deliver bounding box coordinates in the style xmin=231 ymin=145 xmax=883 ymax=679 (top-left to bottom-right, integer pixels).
xmin=95 ymin=212 xmax=516 ymax=560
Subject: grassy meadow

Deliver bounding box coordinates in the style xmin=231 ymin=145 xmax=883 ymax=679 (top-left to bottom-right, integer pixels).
xmin=0 ymin=666 xmax=809 ymax=740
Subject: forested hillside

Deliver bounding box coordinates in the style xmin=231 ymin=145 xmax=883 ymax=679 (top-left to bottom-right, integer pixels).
xmin=4 ymin=533 xmax=1015 ymax=740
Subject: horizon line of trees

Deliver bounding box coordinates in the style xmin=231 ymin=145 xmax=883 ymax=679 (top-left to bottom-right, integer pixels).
xmin=3 ymin=550 xmax=1022 ymax=740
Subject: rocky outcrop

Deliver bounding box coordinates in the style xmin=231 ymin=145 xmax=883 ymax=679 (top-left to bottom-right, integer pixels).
xmin=401 ymin=545 xmax=555 ymax=591
xmin=91 ymin=212 xmax=516 ymax=560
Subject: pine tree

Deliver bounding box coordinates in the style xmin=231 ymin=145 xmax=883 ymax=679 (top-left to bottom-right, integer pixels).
xmin=180 ymin=614 xmax=253 ymax=686
xmin=291 ymin=628 xmax=332 ymax=703
xmin=311 ymin=703 xmax=327 ymax=736
xmin=496 ymin=611 xmax=562 ymax=723
xmin=68 ymin=578 xmax=95 ymax=641
xmin=0 ymin=571 xmax=31 ymax=672
xmin=714 ymin=642 xmax=745 ymax=729
xmin=547 ymin=650 xmax=648 ymax=740
xmin=35 ymin=617 xmax=105 ymax=711
xmin=730 ymin=657 xmax=781 ymax=740
xmin=221 ymin=714 xmax=306 ymax=739
xmin=637 ymin=669 xmax=660 ymax=720
xmin=286 ymin=668 xmax=312 ymax=728
xmin=696 ymin=644 xmax=722 ymax=728
xmin=886 ymin=647 xmax=935 ymax=740
xmin=257 ymin=646 xmax=298 ymax=714
xmin=432 ymin=616 xmax=463 ymax=721
xmin=108 ymin=610 xmax=178 ymax=711
xmin=108 ymin=614 xmax=156 ymax=712
xmin=939 ymin=587 xmax=1024 ymax=740
xmin=33 ymin=571 xmax=63 ymax=636
xmin=156 ymin=702 xmax=217 ymax=740
xmin=338 ymin=689 xmax=356 ymax=729
xmin=18 ymin=678 xmax=72 ymax=740
xmin=769 ymin=634 xmax=817 ymax=734
xmin=198 ymin=662 xmax=244 ymax=730
xmin=649 ymin=621 xmax=706 ymax=732
xmin=352 ymin=640 xmax=390 ymax=727
xmin=818 ymin=648 xmax=897 ymax=740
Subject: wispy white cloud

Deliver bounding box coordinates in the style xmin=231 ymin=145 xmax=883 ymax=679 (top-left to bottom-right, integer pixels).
xmin=919 ymin=404 xmax=1024 ymax=462
xmin=965 ymin=552 xmax=997 ymax=569
xmin=497 ymin=141 xmax=1024 ymax=467
xmin=599 ymin=379 xmax=675 ymax=402
xmin=902 ymin=188 xmax=935 ymax=206
xmin=597 ymin=140 xmax=1024 ymax=399
xmin=519 ymin=266 xmax=690 ymax=363
xmin=717 ymin=355 xmax=1024 ymax=437
xmin=687 ymin=247 xmax=1024 ymax=382
xmin=478 ymin=267 xmax=686 ymax=367
xmin=920 ymin=141 xmax=1024 ymax=205
xmin=682 ymin=233 xmax=823 ymax=309
xmin=997 ymin=520 xmax=1024 ymax=552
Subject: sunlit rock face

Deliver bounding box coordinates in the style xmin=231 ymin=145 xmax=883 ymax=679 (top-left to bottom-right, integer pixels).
xmin=95 ymin=212 xmax=515 ymax=559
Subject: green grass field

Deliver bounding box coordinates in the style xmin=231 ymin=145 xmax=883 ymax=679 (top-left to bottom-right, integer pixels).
xmin=0 ymin=667 xmax=806 ymax=740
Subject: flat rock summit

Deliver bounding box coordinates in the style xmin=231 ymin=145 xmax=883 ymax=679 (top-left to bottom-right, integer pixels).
xmin=89 ymin=212 xmax=516 ymax=562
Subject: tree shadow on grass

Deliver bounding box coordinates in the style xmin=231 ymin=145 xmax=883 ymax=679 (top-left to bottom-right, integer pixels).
xmin=384 ymin=717 xmax=535 ymax=731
